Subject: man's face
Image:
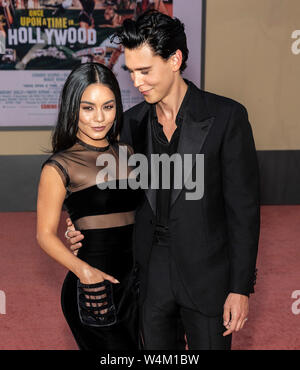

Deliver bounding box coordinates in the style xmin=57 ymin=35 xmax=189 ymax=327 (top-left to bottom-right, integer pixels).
xmin=124 ymin=43 xmax=176 ymax=104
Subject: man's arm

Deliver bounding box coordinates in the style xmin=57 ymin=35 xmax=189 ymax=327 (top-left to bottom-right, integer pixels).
xmin=221 ymin=102 xmax=260 ymax=335
xmin=222 ymin=102 xmax=260 ymax=295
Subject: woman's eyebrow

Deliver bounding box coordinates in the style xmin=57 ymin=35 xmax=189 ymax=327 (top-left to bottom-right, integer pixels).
xmin=80 ymin=99 xmax=115 ymax=105
xmin=80 ymin=101 xmax=95 ymax=105
xmin=102 ymin=99 xmax=115 ymax=105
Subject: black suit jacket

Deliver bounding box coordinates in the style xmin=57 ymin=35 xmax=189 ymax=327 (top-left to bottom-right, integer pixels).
xmin=120 ymin=81 xmax=260 ymax=316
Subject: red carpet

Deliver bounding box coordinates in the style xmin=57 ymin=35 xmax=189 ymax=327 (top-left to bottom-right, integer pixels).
xmin=0 ymin=206 xmax=299 ymax=350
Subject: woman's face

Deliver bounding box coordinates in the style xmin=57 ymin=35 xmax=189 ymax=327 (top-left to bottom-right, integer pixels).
xmin=77 ymin=83 xmax=116 ymax=146
xmin=104 ymin=7 xmax=115 ymax=21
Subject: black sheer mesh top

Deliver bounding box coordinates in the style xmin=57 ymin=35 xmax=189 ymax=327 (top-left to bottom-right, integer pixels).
xmin=42 ymin=138 xmax=142 ymax=231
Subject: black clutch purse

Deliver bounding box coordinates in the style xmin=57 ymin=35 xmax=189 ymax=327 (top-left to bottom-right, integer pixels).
xmin=77 ymin=279 xmax=117 ymax=327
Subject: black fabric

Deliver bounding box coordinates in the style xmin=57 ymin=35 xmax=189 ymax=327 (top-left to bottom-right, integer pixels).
xmin=151 ymin=107 xmax=181 ymax=228
xmin=64 ymin=181 xmax=139 ymax=222
xmin=42 ymin=140 xmax=142 ymax=230
xmin=141 ymin=243 xmax=232 ymax=350
xmin=61 ymin=225 xmax=139 ymax=350
xmin=120 ymin=79 xmax=260 ymax=318
xmin=77 ymin=279 xmax=117 ymax=327
xmin=150 ymin=84 xmax=192 ymax=228
xmin=42 ymin=140 xmax=141 ymax=350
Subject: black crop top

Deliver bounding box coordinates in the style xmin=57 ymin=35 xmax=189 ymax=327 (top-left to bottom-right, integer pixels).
xmin=42 ymin=138 xmax=142 ymax=230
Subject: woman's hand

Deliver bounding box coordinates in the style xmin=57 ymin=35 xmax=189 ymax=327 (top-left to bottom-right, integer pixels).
xmin=78 ymin=266 xmax=120 ymax=315
xmin=78 ymin=265 xmax=120 ymax=285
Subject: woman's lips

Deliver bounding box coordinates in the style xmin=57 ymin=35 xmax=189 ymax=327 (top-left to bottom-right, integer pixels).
xmin=91 ymin=126 xmax=106 ymax=132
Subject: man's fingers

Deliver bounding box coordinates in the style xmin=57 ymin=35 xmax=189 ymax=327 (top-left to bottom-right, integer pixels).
xmin=70 ymin=237 xmax=84 ymax=247
xmin=223 ymin=312 xmax=239 ymax=336
xmin=235 ymin=319 xmax=243 ymax=332
xmin=67 ymin=232 xmax=84 ymax=246
xmin=223 ymin=293 xmax=249 ymax=335
xmin=235 ymin=315 xmax=247 ymax=332
xmin=237 ymin=316 xmax=248 ymax=331
xmin=70 ymin=243 xmax=82 ymax=252
xmin=66 ymin=217 xmax=72 ymax=226
xmin=66 ymin=218 xmax=75 ymax=230
xmin=223 ymin=326 xmax=234 ymax=336
xmin=223 ymin=319 xmax=237 ymax=336
xmin=223 ymin=305 xmax=231 ymax=326
xmin=67 ymin=230 xmax=83 ymax=239
xmin=240 ymin=320 xmax=247 ymax=330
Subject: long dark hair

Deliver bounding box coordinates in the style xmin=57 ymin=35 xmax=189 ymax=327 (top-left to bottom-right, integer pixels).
xmin=52 ymin=62 xmax=123 ymax=153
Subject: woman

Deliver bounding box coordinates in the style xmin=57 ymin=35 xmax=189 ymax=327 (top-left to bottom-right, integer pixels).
xmin=36 ymin=62 xmax=141 ymax=350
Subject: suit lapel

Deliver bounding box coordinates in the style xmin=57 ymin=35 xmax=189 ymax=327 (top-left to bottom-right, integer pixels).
xmin=144 ymin=111 xmax=157 ymax=214
xmin=170 ymin=115 xmax=215 ymax=207
xmin=130 ymin=82 xmax=215 ymax=212
xmin=131 ymin=106 xmax=157 ymax=214
xmin=170 ymin=83 xmax=215 ymax=207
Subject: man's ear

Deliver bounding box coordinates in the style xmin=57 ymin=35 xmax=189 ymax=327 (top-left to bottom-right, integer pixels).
xmin=170 ymin=49 xmax=183 ymax=72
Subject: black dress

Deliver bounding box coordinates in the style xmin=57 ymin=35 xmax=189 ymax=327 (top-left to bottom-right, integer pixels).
xmin=42 ymin=138 xmax=141 ymax=350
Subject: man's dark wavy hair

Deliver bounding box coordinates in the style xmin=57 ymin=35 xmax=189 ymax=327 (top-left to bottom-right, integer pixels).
xmin=112 ymin=10 xmax=189 ymax=72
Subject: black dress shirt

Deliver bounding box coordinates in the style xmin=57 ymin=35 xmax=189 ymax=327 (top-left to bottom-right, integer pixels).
xmin=151 ymin=82 xmax=192 ymax=228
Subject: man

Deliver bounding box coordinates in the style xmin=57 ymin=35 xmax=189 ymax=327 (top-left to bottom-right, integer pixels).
xmin=135 ymin=0 xmax=169 ymax=17
xmin=66 ymin=10 xmax=260 ymax=350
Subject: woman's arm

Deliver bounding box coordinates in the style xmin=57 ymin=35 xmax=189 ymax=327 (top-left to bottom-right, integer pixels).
xmin=36 ymin=165 xmax=119 ymax=284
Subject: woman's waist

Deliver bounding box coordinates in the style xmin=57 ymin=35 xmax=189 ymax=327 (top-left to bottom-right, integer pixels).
xmin=72 ymin=212 xmax=135 ymax=231
xmin=77 ymin=224 xmax=134 ymax=254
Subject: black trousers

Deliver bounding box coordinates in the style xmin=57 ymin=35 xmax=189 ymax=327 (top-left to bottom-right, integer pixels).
xmin=140 ymin=229 xmax=232 ymax=350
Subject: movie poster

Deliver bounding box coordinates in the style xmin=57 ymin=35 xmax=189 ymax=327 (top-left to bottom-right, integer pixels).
xmin=0 ymin=0 xmax=203 ymax=127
